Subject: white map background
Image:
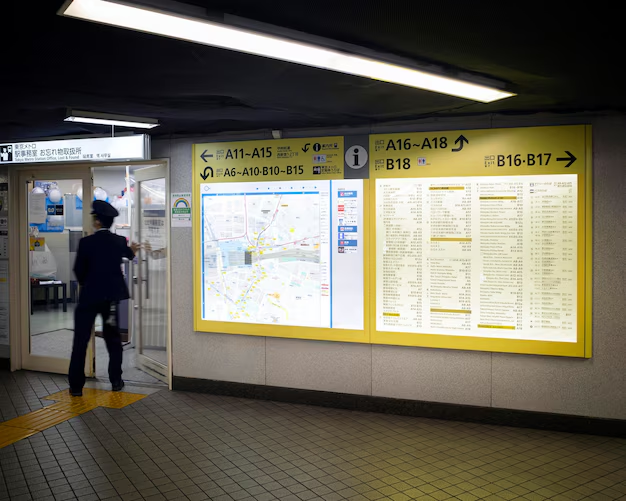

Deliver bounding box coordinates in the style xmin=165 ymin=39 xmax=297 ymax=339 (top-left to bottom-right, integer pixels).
xmin=202 ymin=186 xmax=323 ymax=326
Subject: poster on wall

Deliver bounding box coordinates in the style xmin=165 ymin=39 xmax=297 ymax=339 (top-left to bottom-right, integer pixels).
xmin=369 ymin=125 xmax=592 ymax=358
xmin=171 ymin=192 xmax=191 ymax=227
xmin=192 ymin=136 xmax=368 ymax=344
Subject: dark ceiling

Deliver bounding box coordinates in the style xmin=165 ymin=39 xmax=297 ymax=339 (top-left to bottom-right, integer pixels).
xmin=2 ymin=1 xmax=622 ymax=140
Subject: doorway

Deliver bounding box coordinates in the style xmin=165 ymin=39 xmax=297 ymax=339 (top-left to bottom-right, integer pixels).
xmin=9 ymin=160 xmax=171 ymax=387
xmin=91 ymin=163 xmax=169 ymax=384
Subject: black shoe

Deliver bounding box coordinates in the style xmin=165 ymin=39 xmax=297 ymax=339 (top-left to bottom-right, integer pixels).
xmin=112 ymin=380 xmax=125 ymax=392
xmin=69 ymin=388 xmax=82 ymax=397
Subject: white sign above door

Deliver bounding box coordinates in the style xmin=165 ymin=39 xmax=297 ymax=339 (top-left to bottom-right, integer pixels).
xmin=0 ymin=135 xmax=149 ymax=164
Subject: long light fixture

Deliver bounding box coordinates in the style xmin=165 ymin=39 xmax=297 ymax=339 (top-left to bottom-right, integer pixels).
xmin=64 ymin=109 xmax=160 ymax=129
xmin=59 ymin=0 xmax=515 ymax=103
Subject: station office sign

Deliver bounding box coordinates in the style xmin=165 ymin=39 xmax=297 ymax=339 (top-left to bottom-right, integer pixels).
xmin=0 ymin=135 xmax=149 ymax=164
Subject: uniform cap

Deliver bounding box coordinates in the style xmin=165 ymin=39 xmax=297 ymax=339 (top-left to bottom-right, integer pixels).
xmin=91 ymin=200 xmax=119 ymax=218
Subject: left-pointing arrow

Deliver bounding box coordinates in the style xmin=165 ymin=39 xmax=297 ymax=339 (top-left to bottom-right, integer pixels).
xmin=556 ymin=150 xmax=577 ymax=168
xmin=201 ymin=150 xmax=212 ymax=162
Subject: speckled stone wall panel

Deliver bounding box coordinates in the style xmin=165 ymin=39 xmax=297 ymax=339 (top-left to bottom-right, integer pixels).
xmin=266 ymin=338 xmax=372 ymax=395
xmin=372 ymin=344 xmax=492 ymax=406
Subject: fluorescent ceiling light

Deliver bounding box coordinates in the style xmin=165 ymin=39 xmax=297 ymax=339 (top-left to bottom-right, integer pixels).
xmin=64 ymin=109 xmax=160 ymax=129
xmin=59 ymin=0 xmax=515 ymax=103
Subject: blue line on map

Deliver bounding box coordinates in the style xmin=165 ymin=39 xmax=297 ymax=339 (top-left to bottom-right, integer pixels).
xmin=330 ymin=181 xmax=333 ymax=329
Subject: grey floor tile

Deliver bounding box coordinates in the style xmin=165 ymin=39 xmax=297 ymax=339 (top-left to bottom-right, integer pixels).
xmin=2 ymin=371 xmax=626 ymax=501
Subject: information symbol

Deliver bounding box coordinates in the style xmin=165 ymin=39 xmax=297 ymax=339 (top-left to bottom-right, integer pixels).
xmin=313 ymin=143 xmax=322 ymax=152
xmin=345 ymin=145 xmax=368 ymax=170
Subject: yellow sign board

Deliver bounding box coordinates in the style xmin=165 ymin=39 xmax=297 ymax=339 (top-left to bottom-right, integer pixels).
xmin=192 ymin=137 xmax=344 ymax=182
xmin=191 ymin=126 xmax=592 ymax=358
xmin=369 ymin=125 xmax=592 ymax=358
xmin=193 ymin=136 xmax=369 ymax=344
xmin=370 ymin=126 xmax=586 ymax=178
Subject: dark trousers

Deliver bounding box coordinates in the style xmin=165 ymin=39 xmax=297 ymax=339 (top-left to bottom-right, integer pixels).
xmin=69 ymin=301 xmax=123 ymax=389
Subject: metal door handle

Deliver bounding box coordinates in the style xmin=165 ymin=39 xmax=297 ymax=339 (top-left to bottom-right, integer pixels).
xmin=127 ymin=257 xmax=136 ymax=300
xmin=143 ymin=257 xmax=149 ymax=300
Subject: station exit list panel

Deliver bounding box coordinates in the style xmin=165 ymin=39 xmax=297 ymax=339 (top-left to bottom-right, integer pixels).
xmin=370 ymin=125 xmax=592 ymax=357
xmin=192 ymin=137 xmax=369 ymax=344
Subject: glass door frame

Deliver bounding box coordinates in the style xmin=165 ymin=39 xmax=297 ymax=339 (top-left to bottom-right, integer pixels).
xmin=8 ymin=159 xmax=172 ymax=389
xmin=15 ymin=165 xmax=94 ymax=374
xmin=133 ymin=163 xmax=171 ymax=386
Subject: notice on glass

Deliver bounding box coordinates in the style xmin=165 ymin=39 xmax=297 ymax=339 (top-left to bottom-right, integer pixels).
xmin=376 ymin=174 xmax=577 ymax=343
xmin=29 ymin=192 xmax=47 ymax=224
xmin=199 ymin=180 xmax=364 ymax=329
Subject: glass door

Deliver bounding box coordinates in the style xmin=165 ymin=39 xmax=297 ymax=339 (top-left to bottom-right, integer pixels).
xmin=133 ymin=164 xmax=169 ymax=383
xmin=19 ymin=167 xmax=94 ymax=374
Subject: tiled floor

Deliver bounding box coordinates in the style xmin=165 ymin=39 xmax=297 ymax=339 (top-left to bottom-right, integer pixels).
xmin=2 ymin=371 xmax=626 ymax=501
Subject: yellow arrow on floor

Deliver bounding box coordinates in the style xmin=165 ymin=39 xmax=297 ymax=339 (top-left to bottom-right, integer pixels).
xmin=0 ymin=389 xmax=147 ymax=449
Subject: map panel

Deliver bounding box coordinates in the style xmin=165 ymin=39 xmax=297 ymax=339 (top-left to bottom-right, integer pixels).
xmin=201 ymin=181 xmax=331 ymax=327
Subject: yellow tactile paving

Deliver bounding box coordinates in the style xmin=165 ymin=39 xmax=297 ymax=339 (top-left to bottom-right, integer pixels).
xmin=46 ymin=400 xmax=99 ymax=414
xmin=1 ymin=388 xmax=149 ymax=449
xmin=94 ymin=391 xmax=147 ymax=409
xmin=44 ymin=388 xmax=147 ymax=409
xmin=43 ymin=388 xmax=108 ymax=402
xmin=0 ymin=425 xmax=38 ymax=448
xmin=2 ymin=408 xmax=78 ymax=431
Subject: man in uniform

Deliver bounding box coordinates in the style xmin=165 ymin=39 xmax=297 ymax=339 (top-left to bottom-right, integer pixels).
xmin=69 ymin=200 xmax=139 ymax=396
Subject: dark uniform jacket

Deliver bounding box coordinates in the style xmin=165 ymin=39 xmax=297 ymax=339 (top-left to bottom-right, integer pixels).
xmin=73 ymin=230 xmax=135 ymax=304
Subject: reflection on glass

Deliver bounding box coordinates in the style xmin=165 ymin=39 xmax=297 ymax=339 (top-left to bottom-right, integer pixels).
xmin=139 ymin=178 xmax=168 ymax=366
xmin=28 ymin=180 xmax=83 ymax=359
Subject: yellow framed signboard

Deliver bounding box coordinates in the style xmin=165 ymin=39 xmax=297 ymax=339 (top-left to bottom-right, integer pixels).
xmin=369 ymin=125 xmax=592 ymax=357
xmin=193 ymin=137 xmax=369 ymax=343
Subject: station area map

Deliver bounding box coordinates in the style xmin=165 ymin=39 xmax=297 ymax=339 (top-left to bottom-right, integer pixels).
xmin=201 ymin=181 xmax=331 ymax=327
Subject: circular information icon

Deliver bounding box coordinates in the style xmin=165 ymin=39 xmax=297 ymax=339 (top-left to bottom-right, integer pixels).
xmin=345 ymin=145 xmax=368 ymax=170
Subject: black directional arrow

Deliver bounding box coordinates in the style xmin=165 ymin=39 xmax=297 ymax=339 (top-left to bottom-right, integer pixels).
xmin=302 ymin=143 xmax=311 ymax=152
xmin=452 ymin=135 xmax=469 ymax=152
xmin=200 ymin=166 xmax=214 ymax=180
xmin=200 ymin=150 xmax=213 ymax=162
xmin=556 ymin=151 xmax=577 ymax=168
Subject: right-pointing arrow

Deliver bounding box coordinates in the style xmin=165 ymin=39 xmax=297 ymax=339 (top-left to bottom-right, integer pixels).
xmin=556 ymin=150 xmax=577 ymax=168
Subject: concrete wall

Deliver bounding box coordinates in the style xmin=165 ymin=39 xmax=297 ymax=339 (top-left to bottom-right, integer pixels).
xmin=153 ymin=113 xmax=626 ymax=420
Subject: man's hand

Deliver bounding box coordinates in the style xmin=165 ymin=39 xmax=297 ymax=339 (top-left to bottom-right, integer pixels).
xmin=130 ymin=242 xmax=141 ymax=254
